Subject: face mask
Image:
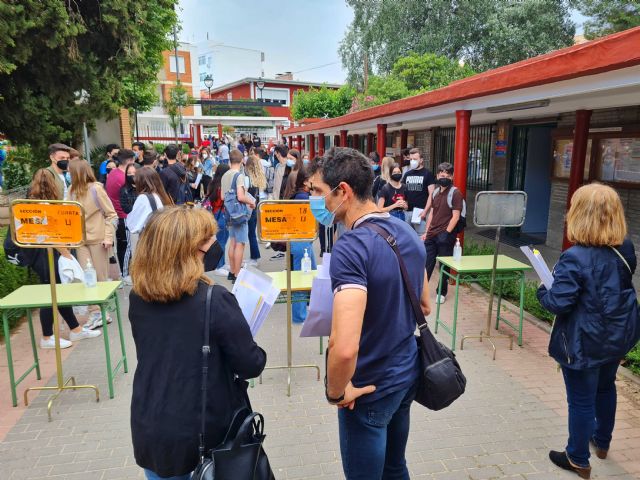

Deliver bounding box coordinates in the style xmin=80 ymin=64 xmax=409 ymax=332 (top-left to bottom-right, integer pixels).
xmin=391 ymin=173 xmax=403 ymax=182
xmin=372 ymin=164 xmax=379 ymax=171
xmin=409 ymin=160 xmax=419 ymax=170
xmin=203 ymin=154 xmax=209 ymax=159
xmin=195 ymin=161 xmax=201 ymax=168
xmin=286 ymin=159 xmax=295 ymax=168
xmin=309 ymin=186 xmax=344 ymax=227
xmin=56 ymin=159 xmax=69 ymax=171
xmin=126 ymin=175 xmax=135 ymax=186
xmin=64 ymin=172 xmax=71 ymax=184
xmin=134 ymin=151 xmax=139 ymax=159
xmin=437 ymin=177 xmax=452 ymax=188
xmin=303 ymin=158 xmax=310 ymax=165
xmin=201 ymin=241 xmax=223 ymax=272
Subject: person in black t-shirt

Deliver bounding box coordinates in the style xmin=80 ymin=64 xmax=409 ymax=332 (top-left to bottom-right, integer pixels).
xmin=377 ymin=163 xmax=407 ymax=221
xmin=401 ymin=147 xmax=435 ymax=235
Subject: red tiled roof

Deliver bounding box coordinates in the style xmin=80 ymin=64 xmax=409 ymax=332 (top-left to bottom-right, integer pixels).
xmin=284 ymin=26 xmax=640 ymax=135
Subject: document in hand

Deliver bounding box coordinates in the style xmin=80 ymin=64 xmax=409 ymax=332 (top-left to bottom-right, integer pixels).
xmin=232 ymin=267 xmax=280 ymax=336
xmin=300 ymin=254 xmax=333 ymax=338
xmin=520 ymin=246 xmax=554 ymax=289
xmin=411 ymin=208 xmax=424 ymax=224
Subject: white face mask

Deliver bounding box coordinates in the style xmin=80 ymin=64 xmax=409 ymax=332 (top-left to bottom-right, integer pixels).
xmin=410 ymin=159 xmax=419 ymax=170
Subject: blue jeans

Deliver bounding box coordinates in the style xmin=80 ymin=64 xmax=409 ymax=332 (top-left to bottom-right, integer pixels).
xmin=144 ymin=469 xmax=190 ymax=480
xmin=562 ymin=360 xmax=619 ymax=467
xmin=214 ymin=210 xmax=229 ymax=269
xmin=338 ymin=383 xmax=416 ymax=480
xmin=390 ymin=210 xmax=405 ymax=221
xmin=290 ymin=241 xmax=316 ymax=323
xmin=248 ymin=208 xmax=260 ymax=260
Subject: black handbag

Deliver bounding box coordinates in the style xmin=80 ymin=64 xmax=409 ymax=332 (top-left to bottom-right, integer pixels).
xmin=359 ymin=222 xmax=466 ymax=411
xmin=193 ymin=286 xmax=275 ymax=480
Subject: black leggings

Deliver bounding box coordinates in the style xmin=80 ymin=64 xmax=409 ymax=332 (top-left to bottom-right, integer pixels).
xmin=116 ymin=218 xmax=127 ymax=275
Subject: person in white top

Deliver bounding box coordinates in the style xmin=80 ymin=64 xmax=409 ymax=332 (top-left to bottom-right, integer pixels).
xmin=125 ymin=168 xmax=172 ymax=270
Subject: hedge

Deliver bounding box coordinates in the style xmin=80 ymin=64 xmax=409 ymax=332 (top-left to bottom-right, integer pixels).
xmin=463 ymin=240 xmax=640 ymax=375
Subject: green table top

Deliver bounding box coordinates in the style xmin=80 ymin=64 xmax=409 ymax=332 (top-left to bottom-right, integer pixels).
xmin=436 ymin=254 xmax=532 ymax=273
xmin=266 ymin=270 xmax=318 ymax=292
xmin=0 ymin=281 xmax=122 ymax=309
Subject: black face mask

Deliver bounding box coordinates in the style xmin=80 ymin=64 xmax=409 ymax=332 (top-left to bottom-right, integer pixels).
xmin=391 ymin=173 xmax=403 ymax=182
xmin=56 ymin=160 xmax=69 ymax=171
xmin=437 ymin=177 xmax=452 ymax=188
xmin=201 ymin=241 xmax=223 ymax=272
xmin=126 ymin=175 xmax=135 ymax=186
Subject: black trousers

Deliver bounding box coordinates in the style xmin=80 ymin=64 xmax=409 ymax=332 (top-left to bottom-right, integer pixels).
xmin=116 ymin=218 xmax=127 ymax=275
xmin=425 ymin=231 xmax=456 ymax=298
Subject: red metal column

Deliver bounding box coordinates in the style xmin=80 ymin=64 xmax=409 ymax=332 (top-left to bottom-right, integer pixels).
xmin=217 ymin=123 xmax=223 ymax=139
xmin=334 ymin=135 xmax=340 ymax=147
xmin=366 ymin=133 xmax=374 ymax=154
xmin=340 ymin=130 xmax=348 ymax=148
xmin=288 ymin=136 xmax=293 ymax=148
xmin=352 ymin=134 xmax=361 ymax=152
xmin=453 ymin=110 xmax=471 ymax=244
xmin=296 ymin=135 xmax=303 ymax=151
xmin=309 ymin=134 xmax=316 ymax=159
xmin=562 ymin=109 xmax=592 ymax=250
xmin=376 ymin=124 xmax=387 ymax=161
xmin=400 ymin=129 xmax=409 ymax=150
xmin=318 ymin=133 xmax=325 ymax=155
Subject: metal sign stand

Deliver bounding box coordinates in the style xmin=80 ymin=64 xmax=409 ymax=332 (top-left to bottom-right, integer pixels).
xmin=257 ymin=200 xmax=320 ymax=396
xmin=460 ymin=191 xmax=527 ymax=360
xmin=11 ymin=200 xmax=99 ymax=421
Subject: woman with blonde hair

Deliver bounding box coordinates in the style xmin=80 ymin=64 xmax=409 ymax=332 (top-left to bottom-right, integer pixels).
xmin=129 ymin=207 xmax=266 ymax=480
xmin=372 ymin=155 xmax=395 ymax=200
xmin=68 ymin=159 xmax=118 ymax=329
xmin=244 ymin=153 xmax=267 ymax=266
xmin=538 ymin=183 xmax=640 ymax=479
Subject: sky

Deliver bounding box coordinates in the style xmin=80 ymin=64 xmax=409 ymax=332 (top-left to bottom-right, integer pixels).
xmin=178 ymin=0 xmax=588 ymax=85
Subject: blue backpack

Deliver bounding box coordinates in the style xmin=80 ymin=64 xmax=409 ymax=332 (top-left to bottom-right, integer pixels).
xmin=223 ymin=172 xmax=250 ymax=226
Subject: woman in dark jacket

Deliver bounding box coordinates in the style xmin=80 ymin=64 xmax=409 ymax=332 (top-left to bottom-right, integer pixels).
xmin=129 ymin=207 xmax=267 ymax=479
xmin=538 ymin=183 xmax=640 ymax=479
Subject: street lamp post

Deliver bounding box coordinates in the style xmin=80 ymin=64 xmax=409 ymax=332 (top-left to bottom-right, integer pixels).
xmin=256 ymin=78 xmax=265 ymax=101
xmin=204 ymin=75 xmax=214 ymax=117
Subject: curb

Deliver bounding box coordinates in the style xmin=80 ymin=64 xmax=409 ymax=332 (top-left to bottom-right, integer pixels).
xmin=467 ymin=282 xmax=640 ymax=387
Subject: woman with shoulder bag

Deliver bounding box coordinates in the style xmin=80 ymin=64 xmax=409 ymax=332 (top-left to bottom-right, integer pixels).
xmin=538 ymin=183 xmax=640 ymax=479
xmin=129 ymin=207 xmax=267 ymax=480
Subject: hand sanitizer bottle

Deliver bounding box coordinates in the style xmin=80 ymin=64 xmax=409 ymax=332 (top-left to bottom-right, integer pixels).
xmin=453 ymin=238 xmax=462 ymax=262
xmin=84 ymin=259 xmax=97 ymax=287
xmin=301 ymin=248 xmax=312 ymax=273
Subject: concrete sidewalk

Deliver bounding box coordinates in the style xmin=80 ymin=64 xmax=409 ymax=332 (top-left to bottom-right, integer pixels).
xmin=1 ymin=243 xmax=639 ymax=479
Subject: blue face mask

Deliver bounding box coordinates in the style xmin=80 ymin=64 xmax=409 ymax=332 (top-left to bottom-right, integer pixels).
xmin=372 ymin=164 xmax=379 ymax=171
xmin=309 ymin=186 xmax=344 ymax=226
xmin=286 ymin=159 xmax=295 ymax=168
xmin=303 ymin=158 xmax=310 ymax=165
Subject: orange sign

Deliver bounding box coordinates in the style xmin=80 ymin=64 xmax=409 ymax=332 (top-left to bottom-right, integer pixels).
xmin=258 ymin=201 xmax=317 ymax=242
xmin=10 ymin=201 xmax=86 ymax=247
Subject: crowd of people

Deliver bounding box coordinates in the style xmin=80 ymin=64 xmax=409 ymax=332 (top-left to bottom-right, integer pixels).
xmin=11 ymin=136 xmax=639 ymax=480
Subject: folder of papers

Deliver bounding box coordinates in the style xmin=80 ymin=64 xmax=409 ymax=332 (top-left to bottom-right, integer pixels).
xmin=232 ymin=267 xmax=280 ymax=336
xmin=520 ymin=246 xmax=554 ymax=289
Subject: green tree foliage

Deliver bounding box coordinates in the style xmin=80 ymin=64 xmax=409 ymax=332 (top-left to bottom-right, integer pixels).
xmin=163 ymin=85 xmax=190 ymax=141
xmin=392 ymin=53 xmax=475 ymax=92
xmin=291 ymin=85 xmax=356 ymax=121
xmin=339 ymin=0 xmax=575 ymax=86
xmin=0 ymin=1 xmax=178 ymax=157
xmin=571 ymin=0 xmax=640 ymax=39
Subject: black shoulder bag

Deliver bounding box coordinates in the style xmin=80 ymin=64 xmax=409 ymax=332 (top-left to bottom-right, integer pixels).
xmin=193 ymin=286 xmax=275 ymax=480
xmin=359 ymin=222 xmax=466 ymax=411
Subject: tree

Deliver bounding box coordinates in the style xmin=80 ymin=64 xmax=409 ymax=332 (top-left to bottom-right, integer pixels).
xmin=571 ymin=0 xmax=640 ymax=39
xmin=163 ymin=85 xmax=190 ymax=142
xmin=339 ymin=0 xmax=575 ymax=85
xmin=391 ymin=53 xmax=475 ymax=92
xmin=291 ymin=85 xmax=356 ymax=121
xmin=0 ymin=1 xmax=178 ymax=158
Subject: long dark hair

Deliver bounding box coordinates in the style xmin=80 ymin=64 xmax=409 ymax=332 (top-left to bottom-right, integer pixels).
xmin=207 ymin=164 xmax=230 ymax=201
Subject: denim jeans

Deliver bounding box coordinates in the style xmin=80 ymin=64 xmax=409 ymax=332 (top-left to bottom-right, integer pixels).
xmin=561 ymin=360 xmax=619 ymax=467
xmin=338 ymin=383 xmax=416 ymax=480
xmin=214 ymin=210 xmax=229 ymax=269
xmin=248 ymin=208 xmax=260 ymax=260
xmin=144 ymin=468 xmax=191 ymax=480
xmin=290 ymin=241 xmax=316 ymax=323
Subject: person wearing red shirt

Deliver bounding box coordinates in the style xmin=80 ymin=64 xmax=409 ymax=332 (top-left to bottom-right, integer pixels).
xmin=106 ymin=149 xmax=135 ymax=275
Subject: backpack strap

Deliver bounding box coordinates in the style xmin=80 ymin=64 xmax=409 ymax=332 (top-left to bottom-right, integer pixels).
xmin=199 ymin=285 xmax=215 ymax=460
xmin=230 ymin=172 xmax=241 ymax=194
xmin=145 ymin=193 xmax=158 ymax=212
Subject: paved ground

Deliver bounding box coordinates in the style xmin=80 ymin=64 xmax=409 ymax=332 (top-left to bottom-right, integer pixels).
xmin=1 ymin=241 xmax=640 ymax=480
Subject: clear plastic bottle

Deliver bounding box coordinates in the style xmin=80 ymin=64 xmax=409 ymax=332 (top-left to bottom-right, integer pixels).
xmin=453 ymin=238 xmax=462 ymax=261
xmin=301 ymin=248 xmax=312 ymax=273
xmin=84 ymin=259 xmax=97 ymax=287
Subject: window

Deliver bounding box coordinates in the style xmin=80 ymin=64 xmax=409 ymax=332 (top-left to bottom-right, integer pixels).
xmin=198 ymin=56 xmax=206 ymax=65
xmin=168 ymin=55 xmax=186 ymax=74
xmin=199 ymin=73 xmax=207 ymax=82
xmin=260 ymin=87 xmax=290 ymax=106
xmin=599 ymin=137 xmax=640 ymax=183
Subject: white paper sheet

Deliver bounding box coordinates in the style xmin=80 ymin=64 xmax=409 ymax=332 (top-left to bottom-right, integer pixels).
xmin=520 ymin=246 xmax=554 ymax=289
xmin=232 ymin=267 xmax=279 ymax=336
xmin=411 ymin=208 xmax=424 ymax=224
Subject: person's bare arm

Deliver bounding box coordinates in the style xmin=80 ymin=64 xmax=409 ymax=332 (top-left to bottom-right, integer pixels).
xmin=236 ymin=181 xmax=255 ymax=208
xmin=445 ymin=210 xmax=461 ymax=234
xmin=420 ymin=270 xmax=431 ymax=315
xmin=420 ymin=184 xmax=435 ymax=219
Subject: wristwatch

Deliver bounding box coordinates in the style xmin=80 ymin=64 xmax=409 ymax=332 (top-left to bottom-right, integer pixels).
xmin=325 ymin=390 xmax=345 ymax=405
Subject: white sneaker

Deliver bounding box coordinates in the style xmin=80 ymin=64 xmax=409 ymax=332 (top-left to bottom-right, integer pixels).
xmin=70 ymin=328 xmax=102 ymax=341
xmin=87 ymin=312 xmax=112 ymax=329
xmin=40 ymin=336 xmax=72 ymax=349
xmin=245 ymin=259 xmax=259 ymax=267
xmin=123 ymin=275 xmax=133 ymax=286
xmin=265 ymin=242 xmax=272 ymax=249
xmin=436 ymin=295 xmax=446 ymax=304
xmin=213 ymin=268 xmax=229 ymax=277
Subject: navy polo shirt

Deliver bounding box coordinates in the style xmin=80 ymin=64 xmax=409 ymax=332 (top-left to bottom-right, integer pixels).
xmin=330 ymin=213 xmax=424 ymax=403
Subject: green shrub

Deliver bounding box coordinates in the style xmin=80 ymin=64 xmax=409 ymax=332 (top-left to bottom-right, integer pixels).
xmin=625 ymin=343 xmax=640 ymax=375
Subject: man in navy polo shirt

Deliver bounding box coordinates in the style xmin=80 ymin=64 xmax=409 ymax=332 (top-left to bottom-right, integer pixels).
xmin=309 ymin=147 xmax=431 ymax=480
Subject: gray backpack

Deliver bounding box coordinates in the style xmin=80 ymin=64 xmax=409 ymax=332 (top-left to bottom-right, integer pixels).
xmin=223 ymin=172 xmax=250 ymax=226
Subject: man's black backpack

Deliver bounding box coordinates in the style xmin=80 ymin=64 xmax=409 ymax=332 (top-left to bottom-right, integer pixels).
xmin=432 ymin=185 xmax=466 ymax=233
xmin=168 ymin=164 xmax=193 ymax=205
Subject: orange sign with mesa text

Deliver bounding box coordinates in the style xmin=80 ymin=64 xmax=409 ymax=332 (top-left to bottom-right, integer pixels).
xmin=258 ymin=201 xmax=317 ymax=242
xmin=10 ymin=201 xmax=86 ymax=247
